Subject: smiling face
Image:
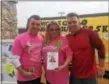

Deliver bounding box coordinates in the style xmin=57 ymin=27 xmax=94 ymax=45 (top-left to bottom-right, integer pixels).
xmin=67 ymin=16 xmax=80 ymax=33
xmin=47 ymin=22 xmax=60 ymax=39
xmin=27 ymin=18 xmax=41 ymax=36
xmin=66 ymin=13 xmax=81 ymax=34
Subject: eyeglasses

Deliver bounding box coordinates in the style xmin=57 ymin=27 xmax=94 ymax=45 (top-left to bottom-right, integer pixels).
xmin=49 ymin=28 xmax=60 ymax=32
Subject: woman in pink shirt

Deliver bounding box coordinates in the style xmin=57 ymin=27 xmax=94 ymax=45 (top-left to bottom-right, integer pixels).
xmin=11 ymin=15 xmax=43 ymax=84
xmin=42 ymin=21 xmax=72 ymax=84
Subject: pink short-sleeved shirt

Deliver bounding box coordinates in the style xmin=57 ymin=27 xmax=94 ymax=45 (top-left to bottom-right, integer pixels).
xmin=11 ymin=32 xmax=44 ymax=81
xmin=42 ymin=36 xmax=72 ymax=84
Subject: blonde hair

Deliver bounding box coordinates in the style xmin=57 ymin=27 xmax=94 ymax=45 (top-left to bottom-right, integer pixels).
xmin=45 ymin=21 xmax=61 ymax=45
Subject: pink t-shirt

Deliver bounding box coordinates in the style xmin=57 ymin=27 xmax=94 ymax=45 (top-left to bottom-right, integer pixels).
xmin=42 ymin=36 xmax=72 ymax=84
xmin=11 ymin=32 xmax=44 ymax=81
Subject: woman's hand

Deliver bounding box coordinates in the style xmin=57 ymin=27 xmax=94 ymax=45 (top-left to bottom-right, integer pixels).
xmin=54 ymin=65 xmax=65 ymax=72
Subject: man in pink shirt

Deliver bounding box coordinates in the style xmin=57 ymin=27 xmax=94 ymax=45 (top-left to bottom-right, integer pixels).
xmin=11 ymin=15 xmax=43 ymax=84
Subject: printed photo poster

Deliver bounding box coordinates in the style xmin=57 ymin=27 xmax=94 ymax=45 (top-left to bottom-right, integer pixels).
xmin=47 ymin=51 xmax=58 ymax=70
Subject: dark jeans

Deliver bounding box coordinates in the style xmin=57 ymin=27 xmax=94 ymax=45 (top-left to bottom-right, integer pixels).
xmin=17 ymin=77 xmax=41 ymax=84
xmin=70 ymin=75 xmax=97 ymax=84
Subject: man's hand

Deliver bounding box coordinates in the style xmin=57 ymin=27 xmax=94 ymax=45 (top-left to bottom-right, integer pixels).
xmin=97 ymin=67 xmax=105 ymax=78
xmin=22 ymin=70 xmax=34 ymax=77
xmin=17 ymin=66 xmax=34 ymax=77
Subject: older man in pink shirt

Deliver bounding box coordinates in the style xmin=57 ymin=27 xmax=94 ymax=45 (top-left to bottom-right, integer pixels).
xmin=11 ymin=15 xmax=43 ymax=84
